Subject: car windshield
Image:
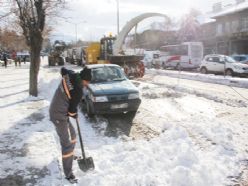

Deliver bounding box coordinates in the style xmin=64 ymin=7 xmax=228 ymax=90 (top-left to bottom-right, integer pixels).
xmin=91 ymin=66 xmax=126 ymax=83
xmin=225 ymin=56 xmax=236 ymax=63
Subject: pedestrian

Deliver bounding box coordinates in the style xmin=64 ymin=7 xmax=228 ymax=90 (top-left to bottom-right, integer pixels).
xmin=3 ymin=53 xmax=7 ymax=68
xmin=14 ymin=59 xmax=17 ymax=67
xmin=12 ymin=51 xmax=17 ymax=66
xmin=49 ymin=66 xmax=92 ymax=183
xmin=18 ymin=57 xmax=21 ymax=66
xmin=23 ymin=56 xmax=26 ymax=64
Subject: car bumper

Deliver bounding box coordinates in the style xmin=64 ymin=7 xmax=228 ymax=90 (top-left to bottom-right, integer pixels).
xmin=234 ymin=72 xmax=248 ymax=77
xmin=91 ymin=99 xmax=141 ymax=114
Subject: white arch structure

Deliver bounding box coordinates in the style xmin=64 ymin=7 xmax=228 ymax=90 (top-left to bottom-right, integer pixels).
xmin=113 ymin=13 xmax=169 ymax=55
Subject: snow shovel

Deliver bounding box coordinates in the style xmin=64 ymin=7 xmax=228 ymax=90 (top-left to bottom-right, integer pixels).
xmin=75 ymin=118 xmax=95 ymax=172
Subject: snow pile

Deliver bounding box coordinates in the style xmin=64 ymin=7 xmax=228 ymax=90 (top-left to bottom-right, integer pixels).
xmin=73 ymin=125 xmax=238 ymax=186
xmin=0 ymin=59 xmax=247 ymax=185
xmin=147 ymin=68 xmax=248 ymax=88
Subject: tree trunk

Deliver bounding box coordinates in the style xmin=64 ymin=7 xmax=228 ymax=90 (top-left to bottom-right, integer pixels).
xmin=29 ymin=50 xmax=40 ymax=97
xmin=29 ymin=35 xmax=42 ymax=97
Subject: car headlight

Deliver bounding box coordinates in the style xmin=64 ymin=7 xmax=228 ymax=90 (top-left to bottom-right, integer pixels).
xmin=128 ymin=93 xmax=139 ymax=99
xmin=234 ymin=65 xmax=242 ymax=70
xmin=91 ymin=96 xmax=108 ymax=102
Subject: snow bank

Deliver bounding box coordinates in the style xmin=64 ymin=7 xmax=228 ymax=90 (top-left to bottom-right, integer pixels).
xmin=147 ymin=69 xmax=248 ymax=88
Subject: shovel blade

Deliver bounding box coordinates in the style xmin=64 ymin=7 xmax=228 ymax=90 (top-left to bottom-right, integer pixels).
xmin=77 ymin=157 xmax=95 ymax=172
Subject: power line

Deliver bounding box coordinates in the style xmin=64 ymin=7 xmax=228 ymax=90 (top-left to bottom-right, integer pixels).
xmin=227 ymin=85 xmax=248 ymax=101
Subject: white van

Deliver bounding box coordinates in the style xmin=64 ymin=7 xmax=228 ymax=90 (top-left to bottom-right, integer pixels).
xmin=142 ymin=50 xmax=161 ymax=68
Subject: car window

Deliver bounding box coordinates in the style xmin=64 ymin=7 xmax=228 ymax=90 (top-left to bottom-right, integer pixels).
xmin=240 ymin=56 xmax=247 ymax=61
xmin=225 ymin=56 xmax=236 ymax=63
xmin=206 ymin=57 xmax=213 ymax=62
xmin=233 ymin=56 xmax=240 ymax=61
xmin=212 ymin=57 xmax=220 ymax=62
xmin=91 ymin=66 xmax=126 ymax=83
xmin=153 ymin=54 xmax=160 ymax=59
xmin=219 ymin=57 xmax=225 ymax=63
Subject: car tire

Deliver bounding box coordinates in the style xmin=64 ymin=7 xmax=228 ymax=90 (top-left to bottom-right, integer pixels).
xmin=175 ymin=64 xmax=180 ymax=70
xmin=200 ymin=67 xmax=207 ymax=74
xmin=225 ymin=69 xmax=233 ymax=76
xmin=86 ymin=98 xmax=94 ymax=118
xmin=58 ymin=57 xmax=64 ymax=66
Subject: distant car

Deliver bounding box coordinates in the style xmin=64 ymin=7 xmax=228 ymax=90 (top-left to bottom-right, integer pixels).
xmin=82 ymin=64 xmax=141 ymax=117
xmin=141 ymin=54 xmax=152 ymax=68
xmin=231 ymin=55 xmax=248 ymax=65
xmin=200 ymin=54 xmax=248 ymax=76
xmin=16 ymin=51 xmax=30 ymax=62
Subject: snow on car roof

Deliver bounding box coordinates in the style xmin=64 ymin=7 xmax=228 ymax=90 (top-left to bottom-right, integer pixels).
xmin=86 ymin=64 xmax=120 ymax=69
xmin=205 ymin=54 xmax=227 ymax=57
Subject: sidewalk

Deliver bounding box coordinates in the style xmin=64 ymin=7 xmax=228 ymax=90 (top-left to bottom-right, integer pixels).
xmin=0 ymin=63 xmax=62 ymax=186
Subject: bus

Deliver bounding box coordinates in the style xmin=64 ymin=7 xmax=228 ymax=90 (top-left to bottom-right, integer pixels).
xmin=159 ymin=42 xmax=203 ymax=70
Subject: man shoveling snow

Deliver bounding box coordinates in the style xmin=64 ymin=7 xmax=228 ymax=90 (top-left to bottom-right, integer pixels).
xmin=49 ymin=67 xmax=91 ymax=183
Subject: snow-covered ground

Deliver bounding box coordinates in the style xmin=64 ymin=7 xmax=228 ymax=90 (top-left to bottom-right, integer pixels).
xmin=0 ymin=58 xmax=248 ymax=186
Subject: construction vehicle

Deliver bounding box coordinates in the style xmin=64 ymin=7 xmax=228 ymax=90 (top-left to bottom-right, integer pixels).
xmin=65 ymin=47 xmax=86 ymax=66
xmin=84 ymin=35 xmax=145 ymax=78
xmin=48 ymin=40 xmax=65 ymax=66
xmin=66 ymin=13 xmax=169 ymax=77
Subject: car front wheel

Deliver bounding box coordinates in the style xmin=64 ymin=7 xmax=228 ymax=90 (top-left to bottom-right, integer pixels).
xmin=175 ymin=64 xmax=181 ymax=70
xmin=200 ymin=67 xmax=207 ymax=74
xmin=86 ymin=98 xmax=94 ymax=118
xmin=225 ymin=69 xmax=233 ymax=76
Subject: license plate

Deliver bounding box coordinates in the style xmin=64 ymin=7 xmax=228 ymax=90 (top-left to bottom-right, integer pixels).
xmin=111 ymin=103 xmax=128 ymax=109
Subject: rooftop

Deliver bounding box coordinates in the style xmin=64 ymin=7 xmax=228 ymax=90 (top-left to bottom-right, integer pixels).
xmin=199 ymin=0 xmax=248 ymax=25
xmin=211 ymin=0 xmax=248 ymax=18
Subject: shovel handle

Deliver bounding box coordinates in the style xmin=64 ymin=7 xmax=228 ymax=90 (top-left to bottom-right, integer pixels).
xmin=76 ymin=118 xmax=86 ymax=159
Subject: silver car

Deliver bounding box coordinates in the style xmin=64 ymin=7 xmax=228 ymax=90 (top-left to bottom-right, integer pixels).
xmin=200 ymin=54 xmax=248 ymax=76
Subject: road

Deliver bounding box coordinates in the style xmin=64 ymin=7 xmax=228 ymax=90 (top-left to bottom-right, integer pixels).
xmin=130 ymin=72 xmax=248 ymax=185
xmin=87 ymin=70 xmax=248 ymax=184
xmin=95 ymin=71 xmax=248 ymax=185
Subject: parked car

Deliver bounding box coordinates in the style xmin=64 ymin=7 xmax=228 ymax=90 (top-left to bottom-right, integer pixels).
xmin=16 ymin=51 xmax=30 ymax=62
xmin=82 ymin=64 xmax=141 ymax=117
xmin=200 ymin=54 xmax=248 ymax=76
xmin=231 ymin=55 xmax=248 ymax=65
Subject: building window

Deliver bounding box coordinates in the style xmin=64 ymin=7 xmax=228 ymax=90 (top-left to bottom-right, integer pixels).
xmin=225 ymin=22 xmax=230 ymax=33
xmin=231 ymin=20 xmax=238 ymax=32
xmin=216 ymin=23 xmax=223 ymax=35
xmin=241 ymin=17 xmax=248 ymax=31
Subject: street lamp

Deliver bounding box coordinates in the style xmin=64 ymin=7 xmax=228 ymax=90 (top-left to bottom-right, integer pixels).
xmin=65 ymin=20 xmax=86 ymax=45
xmin=116 ymin=0 xmax=119 ymax=34
xmin=74 ymin=21 xmax=87 ymax=45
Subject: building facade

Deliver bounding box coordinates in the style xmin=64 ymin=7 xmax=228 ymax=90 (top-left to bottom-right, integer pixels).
xmin=201 ymin=0 xmax=248 ymax=55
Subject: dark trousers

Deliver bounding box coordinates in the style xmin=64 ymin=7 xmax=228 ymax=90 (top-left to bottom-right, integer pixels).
xmin=52 ymin=118 xmax=76 ymax=177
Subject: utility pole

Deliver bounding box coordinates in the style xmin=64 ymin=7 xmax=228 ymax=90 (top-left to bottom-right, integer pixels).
xmin=65 ymin=20 xmax=86 ymax=46
xmin=116 ymin=0 xmax=119 ymax=35
xmin=75 ymin=23 xmax=77 ymax=46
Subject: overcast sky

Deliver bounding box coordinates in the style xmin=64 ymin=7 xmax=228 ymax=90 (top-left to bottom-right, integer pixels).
xmin=1 ymin=0 xmax=234 ymax=42
xmin=51 ymin=0 xmax=237 ymax=42
xmin=0 ymin=0 xmax=235 ymax=41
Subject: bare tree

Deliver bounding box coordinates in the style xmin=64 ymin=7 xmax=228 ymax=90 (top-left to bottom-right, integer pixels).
xmin=12 ymin=0 xmax=65 ymax=96
xmin=0 ymin=28 xmax=28 ymax=51
xmin=178 ymin=9 xmax=202 ymax=42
